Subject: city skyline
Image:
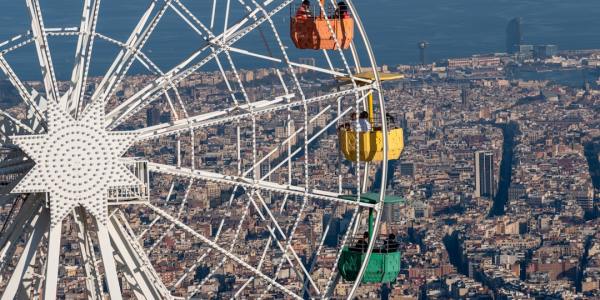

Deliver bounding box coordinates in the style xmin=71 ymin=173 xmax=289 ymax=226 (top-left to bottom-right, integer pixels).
xmin=0 ymin=1 xmax=599 ymax=299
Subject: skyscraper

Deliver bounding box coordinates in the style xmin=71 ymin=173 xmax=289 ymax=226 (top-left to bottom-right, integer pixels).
xmin=475 ymin=151 xmax=494 ymax=199
xmin=418 ymin=41 xmax=428 ymax=65
xmin=461 ymin=87 xmax=469 ymax=108
xmin=146 ymin=107 xmax=160 ymax=127
xmin=575 ymin=186 xmax=594 ymax=211
xmin=506 ymin=17 xmax=522 ymax=54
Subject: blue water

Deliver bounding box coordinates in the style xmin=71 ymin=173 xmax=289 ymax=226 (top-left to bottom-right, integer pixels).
xmin=1 ymin=0 xmax=599 ymax=80
xmin=355 ymin=0 xmax=600 ymax=64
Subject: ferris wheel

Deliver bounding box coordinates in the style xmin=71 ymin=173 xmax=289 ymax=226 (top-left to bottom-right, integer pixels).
xmin=0 ymin=0 xmax=405 ymax=299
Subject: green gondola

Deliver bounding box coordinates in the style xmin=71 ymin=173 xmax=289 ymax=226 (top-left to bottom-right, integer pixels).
xmin=337 ymin=193 xmax=403 ymax=283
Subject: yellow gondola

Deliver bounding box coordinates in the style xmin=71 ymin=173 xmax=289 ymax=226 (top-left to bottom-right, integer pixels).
xmin=336 ymin=72 xmax=405 ymax=162
xmin=338 ymin=127 xmax=404 ymax=161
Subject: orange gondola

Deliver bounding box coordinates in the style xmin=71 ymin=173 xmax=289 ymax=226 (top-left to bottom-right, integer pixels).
xmin=290 ymin=0 xmax=354 ymax=50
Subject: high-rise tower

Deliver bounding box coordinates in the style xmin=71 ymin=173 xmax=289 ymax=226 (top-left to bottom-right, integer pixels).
xmin=506 ymin=17 xmax=522 ymax=54
xmin=475 ymin=151 xmax=494 ymax=199
xmin=418 ymin=41 xmax=428 ymax=65
xmin=146 ymin=107 xmax=160 ymax=127
xmin=461 ymin=87 xmax=469 ymax=108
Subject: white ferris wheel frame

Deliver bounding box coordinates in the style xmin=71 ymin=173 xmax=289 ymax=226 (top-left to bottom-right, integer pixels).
xmin=0 ymin=0 xmax=390 ymax=299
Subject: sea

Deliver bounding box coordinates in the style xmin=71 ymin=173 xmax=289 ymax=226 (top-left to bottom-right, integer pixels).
xmin=1 ymin=0 xmax=600 ymax=80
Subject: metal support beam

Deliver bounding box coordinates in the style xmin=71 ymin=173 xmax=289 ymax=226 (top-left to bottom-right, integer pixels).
xmin=108 ymin=211 xmax=171 ymax=299
xmin=0 ymin=56 xmax=45 ymax=129
xmin=25 ymin=0 xmax=59 ymax=102
xmin=132 ymin=83 xmax=374 ymax=143
xmin=63 ymin=0 xmax=101 ymax=115
xmin=0 ymin=197 xmax=41 ymax=275
xmin=73 ymin=208 xmax=102 ymax=300
xmin=43 ymin=223 xmax=62 ymax=299
xmin=1 ymin=207 xmax=48 ymax=300
xmin=97 ymin=224 xmax=123 ymax=300
xmin=147 ymin=162 xmax=374 ymax=208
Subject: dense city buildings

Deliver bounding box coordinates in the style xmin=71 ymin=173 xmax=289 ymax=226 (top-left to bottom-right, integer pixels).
xmin=380 ymin=46 xmax=600 ymax=299
xmin=1 ymin=36 xmax=600 ymax=300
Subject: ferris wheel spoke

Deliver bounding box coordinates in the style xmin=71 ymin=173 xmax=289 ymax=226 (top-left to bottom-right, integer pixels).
xmin=72 ymin=208 xmax=103 ymax=300
xmin=133 ymin=85 xmax=372 ymax=142
xmin=0 ymin=109 xmax=36 ymax=136
xmin=166 ymin=0 xmax=259 ymax=110
xmin=0 ymin=32 xmax=34 ymax=56
xmin=136 ymin=180 xmax=175 ymax=241
xmin=248 ymin=192 xmax=321 ymax=296
xmin=63 ymin=0 xmax=101 ymax=116
xmin=104 ymin=45 xmax=209 ymax=129
xmin=225 ymin=46 xmax=369 ymax=83
xmin=302 ymin=205 xmax=337 ymax=289
xmin=318 ymin=0 xmax=357 ymax=72
xmin=313 ymin=0 xmax=364 ymax=105
xmin=105 ymin=0 xmax=295 ymax=130
xmin=186 ymin=200 xmax=252 ymax=299
xmin=43 ymin=223 xmax=63 ymax=299
xmin=224 ymin=52 xmax=251 ymax=106
xmin=0 ymin=57 xmax=46 ymax=128
xmin=261 ymin=102 xmax=360 ymax=181
xmin=93 ymin=1 xmax=171 ymax=105
xmin=170 ymin=0 xmax=260 ymax=107
xmin=34 ymin=243 xmax=50 ymax=297
xmin=0 ymin=196 xmax=41 ymax=276
xmin=214 ymin=53 xmax=243 ymax=106
xmin=232 ymin=230 xmax=273 ymax=299
xmin=132 ymin=95 xmax=288 ymax=141
xmin=324 ymin=0 xmax=364 ymax=73
xmin=144 ymin=202 xmax=303 ymax=300
xmin=94 ymin=33 xmax=164 ymax=76
xmin=146 ymin=162 xmax=374 ymax=209
xmin=96 ymin=223 xmax=124 ymax=300
xmin=1 ymin=205 xmax=48 ymax=300
xmin=171 ymin=219 xmax=225 ymax=290
xmin=147 ymin=179 xmax=192 ymax=254
xmin=247 ymin=0 xmax=304 ymax=96
xmin=168 ymin=0 xmax=214 ymax=39
xmin=108 ymin=210 xmax=172 ymax=299
xmin=24 ymin=0 xmax=60 ymax=103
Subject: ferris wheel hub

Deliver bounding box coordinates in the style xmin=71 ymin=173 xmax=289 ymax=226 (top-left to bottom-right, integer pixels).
xmin=10 ymin=99 xmax=140 ymax=227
